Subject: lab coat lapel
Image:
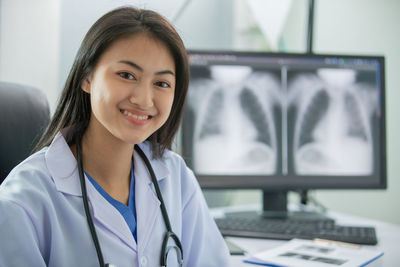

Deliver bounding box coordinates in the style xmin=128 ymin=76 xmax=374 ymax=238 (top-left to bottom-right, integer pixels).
xmin=86 ymin=179 xmax=137 ymax=251
xmin=134 ymin=143 xmax=169 ymax=252
xmin=47 ymin=131 xmax=137 ymax=252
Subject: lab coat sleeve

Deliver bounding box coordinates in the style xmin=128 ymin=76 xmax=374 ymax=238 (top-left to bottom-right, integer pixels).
xmin=0 ymin=198 xmax=46 ymax=266
xmin=180 ymin=168 xmax=231 ymax=267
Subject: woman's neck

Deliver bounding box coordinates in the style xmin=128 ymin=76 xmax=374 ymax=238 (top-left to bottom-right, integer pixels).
xmin=80 ymin=120 xmax=134 ymax=204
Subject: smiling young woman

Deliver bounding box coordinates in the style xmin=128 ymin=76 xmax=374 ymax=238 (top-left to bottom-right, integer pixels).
xmin=0 ymin=7 xmax=230 ymax=267
xmin=82 ymin=33 xmax=176 ymax=148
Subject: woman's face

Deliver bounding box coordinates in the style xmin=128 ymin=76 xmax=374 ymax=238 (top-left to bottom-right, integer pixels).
xmin=82 ymin=32 xmax=176 ymax=145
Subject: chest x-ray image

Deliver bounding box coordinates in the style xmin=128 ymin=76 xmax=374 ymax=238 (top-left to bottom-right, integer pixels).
xmin=184 ymin=65 xmax=282 ymax=175
xmin=287 ymin=68 xmax=378 ymax=175
xmin=183 ymin=57 xmax=381 ymax=178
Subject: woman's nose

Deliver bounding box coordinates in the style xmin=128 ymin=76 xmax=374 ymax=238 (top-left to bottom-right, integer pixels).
xmin=129 ymin=84 xmax=154 ymax=108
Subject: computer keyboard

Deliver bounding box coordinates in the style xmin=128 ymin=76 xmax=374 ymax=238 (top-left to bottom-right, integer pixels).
xmin=215 ymin=216 xmax=378 ymax=245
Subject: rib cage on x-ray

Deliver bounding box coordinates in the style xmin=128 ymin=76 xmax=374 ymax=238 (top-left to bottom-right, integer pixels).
xmin=288 ymin=69 xmax=375 ymax=175
xmin=197 ymin=88 xmax=272 ymax=145
xmin=188 ymin=66 xmax=281 ymax=175
xmin=185 ymin=64 xmax=378 ymax=176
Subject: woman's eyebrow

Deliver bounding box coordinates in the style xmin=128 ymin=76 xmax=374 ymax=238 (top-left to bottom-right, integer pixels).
xmin=155 ymin=70 xmax=175 ymax=76
xmin=119 ymin=60 xmax=175 ymax=76
xmin=119 ymin=60 xmax=143 ymax=72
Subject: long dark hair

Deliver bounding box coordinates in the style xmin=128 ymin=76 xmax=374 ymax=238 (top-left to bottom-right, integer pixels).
xmin=33 ymin=6 xmax=189 ymax=158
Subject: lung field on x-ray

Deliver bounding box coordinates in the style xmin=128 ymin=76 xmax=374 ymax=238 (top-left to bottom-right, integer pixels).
xmin=344 ymin=92 xmax=368 ymax=141
xmin=199 ymin=89 xmax=223 ymax=140
xmin=240 ymin=88 xmax=271 ymax=146
xmin=298 ymin=89 xmax=329 ymax=148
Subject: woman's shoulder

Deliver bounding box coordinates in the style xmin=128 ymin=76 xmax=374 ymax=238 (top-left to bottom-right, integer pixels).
xmin=158 ymin=145 xmax=201 ymax=196
xmin=139 ymin=142 xmax=187 ymax=167
xmin=3 ymin=148 xmax=50 ymax=182
xmin=139 ymin=142 xmax=198 ymax=186
xmin=0 ymin=148 xmax=55 ymax=204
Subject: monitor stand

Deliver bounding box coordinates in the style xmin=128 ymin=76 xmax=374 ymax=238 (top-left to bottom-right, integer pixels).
xmin=225 ymin=190 xmax=334 ymax=223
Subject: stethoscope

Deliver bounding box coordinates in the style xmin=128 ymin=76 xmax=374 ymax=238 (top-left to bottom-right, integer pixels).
xmin=76 ymin=136 xmax=183 ymax=267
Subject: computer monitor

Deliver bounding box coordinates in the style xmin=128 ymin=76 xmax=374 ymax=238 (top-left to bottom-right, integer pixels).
xmin=182 ymin=50 xmax=386 ymax=219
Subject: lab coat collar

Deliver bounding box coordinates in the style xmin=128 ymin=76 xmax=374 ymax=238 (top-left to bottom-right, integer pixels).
xmin=45 ymin=131 xmax=80 ymax=195
xmin=134 ymin=142 xmax=170 ymax=184
xmin=45 ymin=131 xmax=170 ymax=252
xmin=45 ymin=131 xmax=170 ymax=196
xmin=45 ymin=132 xmax=137 ymax=250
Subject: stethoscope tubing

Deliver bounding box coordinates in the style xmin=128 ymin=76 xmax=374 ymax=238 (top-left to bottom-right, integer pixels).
xmin=76 ymin=136 xmax=183 ymax=267
xmin=76 ymin=136 xmax=106 ymax=267
xmin=134 ymin=146 xmax=184 ymax=266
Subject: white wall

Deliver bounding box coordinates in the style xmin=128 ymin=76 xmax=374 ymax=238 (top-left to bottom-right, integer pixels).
xmin=0 ymin=0 xmax=61 ymax=112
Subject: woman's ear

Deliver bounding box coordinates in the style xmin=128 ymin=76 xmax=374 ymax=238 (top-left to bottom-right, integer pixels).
xmin=81 ymin=78 xmax=91 ymax=94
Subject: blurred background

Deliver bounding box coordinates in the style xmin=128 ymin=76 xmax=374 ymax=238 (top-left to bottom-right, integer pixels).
xmin=0 ymin=0 xmax=398 ymax=225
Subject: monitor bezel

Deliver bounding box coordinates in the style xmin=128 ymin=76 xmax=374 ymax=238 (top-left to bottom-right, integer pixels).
xmin=183 ymin=50 xmax=387 ymax=190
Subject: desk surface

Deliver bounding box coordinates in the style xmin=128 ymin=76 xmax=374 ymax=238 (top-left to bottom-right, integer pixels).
xmin=223 ymin=210 xmax=400 ymax=266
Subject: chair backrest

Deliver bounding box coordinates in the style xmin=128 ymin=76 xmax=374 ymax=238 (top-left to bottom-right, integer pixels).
xmin=0 ymin=82 xmax=50 ymax=183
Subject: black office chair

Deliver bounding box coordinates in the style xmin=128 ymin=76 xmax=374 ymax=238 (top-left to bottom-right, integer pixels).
xmin=0 ymin=81 xmax=50 ymax=183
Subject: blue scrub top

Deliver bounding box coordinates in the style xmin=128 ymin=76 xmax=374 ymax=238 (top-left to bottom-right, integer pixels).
xmin=85 ymin=162 xmax=137 ymax=241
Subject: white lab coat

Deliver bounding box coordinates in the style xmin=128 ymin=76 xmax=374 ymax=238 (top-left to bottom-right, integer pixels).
xmin=0 ymin=131 xmax=230 ymax=267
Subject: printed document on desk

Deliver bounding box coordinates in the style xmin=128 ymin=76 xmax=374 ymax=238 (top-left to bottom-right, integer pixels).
xmin=244 ymin=239 xmax=383 ymax=267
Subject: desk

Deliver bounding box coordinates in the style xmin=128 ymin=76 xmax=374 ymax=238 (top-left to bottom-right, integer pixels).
xmin=222 ymin=210 xmax=400 ymax=266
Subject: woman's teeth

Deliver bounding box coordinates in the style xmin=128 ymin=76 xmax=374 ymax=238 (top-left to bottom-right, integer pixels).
xmin=123 ymin=110 xmax=149 ymax=120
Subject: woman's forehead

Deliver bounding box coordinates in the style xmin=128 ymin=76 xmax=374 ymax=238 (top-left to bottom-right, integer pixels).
xmin=95 ymin=33 xmax=176 ymax=73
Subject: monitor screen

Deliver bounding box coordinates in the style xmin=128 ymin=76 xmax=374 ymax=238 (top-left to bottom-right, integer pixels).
xmin=182 ymin=51 xmax=386 ymax=190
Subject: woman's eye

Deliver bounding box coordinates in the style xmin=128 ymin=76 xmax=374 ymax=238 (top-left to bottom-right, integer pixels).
xmin=155 ymin=81 xmax=170 ymax=88
xmin=118 ymin=72 xmax=135 ymax=80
